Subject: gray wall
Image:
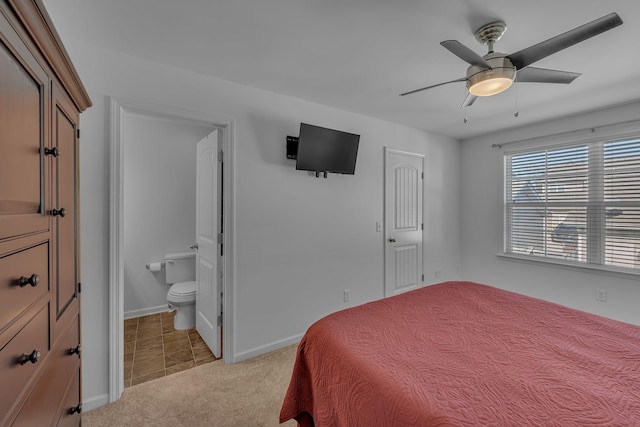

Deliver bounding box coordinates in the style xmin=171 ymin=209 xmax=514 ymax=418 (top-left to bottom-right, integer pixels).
xmin=63 ymin=38 xmax=462 ymax=408
xmin=58 ymin=23 xmax=640 ymax=413
xmin=460 ymin=101 xmax=640 ymax=326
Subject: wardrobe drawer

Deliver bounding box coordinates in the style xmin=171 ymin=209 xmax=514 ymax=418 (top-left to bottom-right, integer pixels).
xmin=0 ymin=304 xmax=49 ymax=424
xmin=0 ymin=242 xmax=49 ymax=333
xmin=12 ymin=313 xmax=80 ymax=427
xmin=55 ymin=367 xmax=81 ymax=427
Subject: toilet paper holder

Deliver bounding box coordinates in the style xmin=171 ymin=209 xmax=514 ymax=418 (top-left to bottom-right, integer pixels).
xmin=145 ymin=262 xmax=166 ymax=270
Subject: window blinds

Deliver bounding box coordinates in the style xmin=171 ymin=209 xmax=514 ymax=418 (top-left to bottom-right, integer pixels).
xmin=504 ymin=138 xmax=640 ymax=270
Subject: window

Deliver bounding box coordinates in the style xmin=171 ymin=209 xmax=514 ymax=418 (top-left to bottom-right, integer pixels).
xmin=504 ymin=137 xmax=640 ymax=272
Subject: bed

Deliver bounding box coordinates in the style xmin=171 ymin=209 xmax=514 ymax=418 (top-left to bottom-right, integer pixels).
xmin=280 ymin=281 xmax=640 ymax=426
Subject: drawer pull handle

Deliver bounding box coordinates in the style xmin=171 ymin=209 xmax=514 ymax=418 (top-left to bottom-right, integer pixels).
xmin=19 ymin=349 xmax=41 ymax=365
xmin=18 ymin=274 xmax=40 ymax=288
xmin=44 ymin=147 xmax=60 ymax=157
xmin=52 ymin=208 xmax=66 ymax=217
xmin=69 ymin=344 xmax=81 ymax=357
xmin=69 ymin=403 xmax=82 ymax=414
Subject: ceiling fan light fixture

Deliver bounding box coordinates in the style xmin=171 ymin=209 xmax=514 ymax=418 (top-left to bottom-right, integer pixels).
xmin=468 ymin=75 xmax=513 ymax=96
xmin=466 ymin=55 xmax=516 ymax=97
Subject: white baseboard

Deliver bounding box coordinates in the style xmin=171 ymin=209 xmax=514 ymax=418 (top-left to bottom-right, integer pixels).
xmin=124 ymin=304 xmax=169 ymax=320
xmin=232 ymin=333 xmax=303 ymax=363
xmin=82 ymin=393 xmax=109 ymax=412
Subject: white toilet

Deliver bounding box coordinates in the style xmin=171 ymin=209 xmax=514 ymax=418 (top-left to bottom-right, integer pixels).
xmin=165 ymin=251 xmax=197 ymax=330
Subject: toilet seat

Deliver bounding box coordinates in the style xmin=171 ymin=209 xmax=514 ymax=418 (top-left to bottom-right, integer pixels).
xmin=167 ymin=281 xmax=196 ymax=304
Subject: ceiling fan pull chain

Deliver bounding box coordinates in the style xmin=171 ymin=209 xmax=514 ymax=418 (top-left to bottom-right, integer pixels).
xmin=463 ymin=87 xmax=469 ymax=123
xmin=514 ymin=68 xmax=519 ymax=118
xmin=464 ymin=94 xmax=468 ymax=124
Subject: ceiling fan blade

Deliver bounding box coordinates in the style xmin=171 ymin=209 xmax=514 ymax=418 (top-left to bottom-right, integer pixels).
xmin=399 ymin=77 xmax=466 ymax=96
xmin=441 ymin=40 xmax=491 ymax=68
xmin=516 ymin=67 xmax=581 ymax=84
xmin=507 ymin=12 xmax=623 ymax=69
xmin=461 ymin=93 xmax=478 ymax=108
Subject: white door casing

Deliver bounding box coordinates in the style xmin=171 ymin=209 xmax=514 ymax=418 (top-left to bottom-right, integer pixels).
xmin=196 ymin=130 xmax=222 ymax=358
xmin=109 ymin=97 xmax=235 ymax=405
xmin=384 ymin=148 xmax=424 ymax=297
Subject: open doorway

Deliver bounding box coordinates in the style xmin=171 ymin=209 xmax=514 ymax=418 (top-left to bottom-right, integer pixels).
xmin=109 ymin=98 xmax=235 ymax=402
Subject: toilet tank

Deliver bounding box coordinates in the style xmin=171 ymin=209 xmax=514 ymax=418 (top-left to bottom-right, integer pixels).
xmin=164 ymin=251 xmax=196 ymax=284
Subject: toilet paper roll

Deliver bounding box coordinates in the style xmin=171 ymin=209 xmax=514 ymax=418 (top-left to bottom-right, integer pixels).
xmin=148 ymin=262 xmax=162 ymax=272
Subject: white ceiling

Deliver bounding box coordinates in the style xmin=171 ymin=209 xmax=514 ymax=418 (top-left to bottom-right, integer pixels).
xmin=43 ymin=0 xmax=640 ymax=140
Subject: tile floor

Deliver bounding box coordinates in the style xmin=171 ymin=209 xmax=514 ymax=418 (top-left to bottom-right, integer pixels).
xmin=124 ymin=311 xmax=218 ymax=387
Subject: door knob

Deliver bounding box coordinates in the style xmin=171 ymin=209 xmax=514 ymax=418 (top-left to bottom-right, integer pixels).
xmin=388 ymin=238 xmax=396 ymax=243
xmin=19 ymin=349 xmax=41 ymax=365
xmin=69 ymin=344 xmax=81 ymax=357
xmin=18 ymin=274 xmax=40 ymax=288
xmin=190 ymin=243 xmax=199 ymax=250
xmin=44 ymin=147 xmax=60 ymax=157
xmin=52 ymin=208 xmax=65 ymax=217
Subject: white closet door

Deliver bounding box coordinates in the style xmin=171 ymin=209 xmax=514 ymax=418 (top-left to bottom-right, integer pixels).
xmin=384 ymin=148 xmax=424 ymax=297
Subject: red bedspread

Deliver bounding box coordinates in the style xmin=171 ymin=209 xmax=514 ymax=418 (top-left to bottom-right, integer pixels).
xmin=280 ymin=281 xmax=640 ymax=426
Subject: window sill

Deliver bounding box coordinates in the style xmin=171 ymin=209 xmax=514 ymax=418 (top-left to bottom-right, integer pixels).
xmin=496 ymin=252 xmax=640 ymax=280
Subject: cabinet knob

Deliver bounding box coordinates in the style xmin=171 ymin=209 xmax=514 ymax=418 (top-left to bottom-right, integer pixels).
xmin=51 ymin=208 xmax=66 ymax=217
xmin=388 ymin=238 xmax=396 ymax=243
xmin=69 ymin=344 xmax=81 ymax=357
xmin=18 ymin=274 xmax=40 ymax=288
xmin=19 ymin=349 xmax=41 ymax=365
xmin=69 ymin=403 xmax=82 ymax=414
xmin=44 ymin=147 xmax=60 ymax=157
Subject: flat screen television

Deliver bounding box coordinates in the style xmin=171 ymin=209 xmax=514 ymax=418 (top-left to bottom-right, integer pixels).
xmin=295 ymin=123 xmax=360 ymax=175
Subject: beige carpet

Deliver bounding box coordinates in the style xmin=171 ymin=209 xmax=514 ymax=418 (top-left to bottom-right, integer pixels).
xmin=84 ymin=344 xmax=298 ymax=427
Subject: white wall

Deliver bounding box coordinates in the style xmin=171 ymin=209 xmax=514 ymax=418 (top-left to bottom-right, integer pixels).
xmin=460 ymin=101 xmax=640 ymax=326
xmin=123 ymin=113 xmax=214 ymax=317
xmin=63 ymin=39 xmax=461 ymax=407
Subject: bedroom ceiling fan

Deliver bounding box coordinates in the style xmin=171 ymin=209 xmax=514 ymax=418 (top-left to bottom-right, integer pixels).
xmin=400 ymin=12 xmax=623 ymax=107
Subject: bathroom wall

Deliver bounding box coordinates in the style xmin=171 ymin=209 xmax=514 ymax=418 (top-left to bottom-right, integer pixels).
xmin=123 ymin=112 xmax=215 ymax=317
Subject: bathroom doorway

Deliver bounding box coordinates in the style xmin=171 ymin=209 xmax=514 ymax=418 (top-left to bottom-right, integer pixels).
xmin=109 ymin=98 xmax=235 ymax=402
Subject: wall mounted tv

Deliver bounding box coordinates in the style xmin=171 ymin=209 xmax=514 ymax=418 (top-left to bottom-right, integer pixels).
xmin=295 ymin=123 xmax=360 ymax=175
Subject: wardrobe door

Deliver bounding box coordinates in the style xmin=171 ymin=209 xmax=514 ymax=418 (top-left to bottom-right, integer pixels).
xmin=51 ymin=83 xmax=80 ymax=338
xmin=0 ymin=12 xmax=50 ymax=240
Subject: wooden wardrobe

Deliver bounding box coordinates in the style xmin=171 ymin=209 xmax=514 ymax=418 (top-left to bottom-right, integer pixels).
xmin=0 ymin=0 xmax=91 ymax=425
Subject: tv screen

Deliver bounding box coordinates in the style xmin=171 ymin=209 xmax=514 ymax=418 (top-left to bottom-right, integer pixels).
xmin=295 ymin=123 xmax=360 ymax=175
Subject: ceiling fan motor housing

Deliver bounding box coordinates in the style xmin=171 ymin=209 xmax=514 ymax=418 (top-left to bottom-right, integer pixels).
xmin=466 ymin=54 xmax=515 ymax=96
xmin=474 ymin=21 xmax=507 ymax=46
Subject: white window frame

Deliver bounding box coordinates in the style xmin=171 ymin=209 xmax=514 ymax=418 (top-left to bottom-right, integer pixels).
xmin=499 ymin=122 xmax=640 ymax=278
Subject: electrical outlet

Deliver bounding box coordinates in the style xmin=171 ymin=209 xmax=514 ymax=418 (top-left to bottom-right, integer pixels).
xmin=343 ymin=289 xmax=351 ymax=303
xmin=433 ymin=270 xmax=441 ymax=279
xmin=596 ymin=289 xmax=607 ymax=302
